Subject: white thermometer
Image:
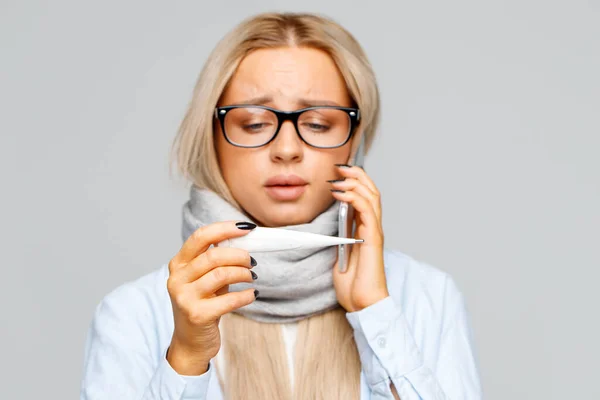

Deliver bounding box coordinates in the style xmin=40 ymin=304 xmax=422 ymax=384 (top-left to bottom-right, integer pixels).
xmin=216 ymin=226 xmax=364 ymax=252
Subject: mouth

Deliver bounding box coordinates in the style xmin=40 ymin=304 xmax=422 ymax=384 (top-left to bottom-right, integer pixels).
xmin=264 ymin=175 xmax=308 ymax=201
xmin=264 ymin=184 xmax=308 ymax=201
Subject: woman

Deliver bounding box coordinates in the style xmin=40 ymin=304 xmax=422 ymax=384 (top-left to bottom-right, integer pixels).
xmin=80 ymin=12 xmax=482 ymax=400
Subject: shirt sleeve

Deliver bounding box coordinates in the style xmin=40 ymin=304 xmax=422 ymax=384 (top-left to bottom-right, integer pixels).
xmin=80 ymin=289 xmax=213 ymax=399
xmin=346 ymin=277 xmax=482 ymax=400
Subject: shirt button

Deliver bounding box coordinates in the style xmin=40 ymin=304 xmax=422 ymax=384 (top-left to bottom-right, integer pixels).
xmin=377 ymin=336 xmax=386 ymax=348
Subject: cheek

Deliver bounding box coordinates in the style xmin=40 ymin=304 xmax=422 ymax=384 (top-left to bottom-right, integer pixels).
xmin=305 ymin=148 xmax=351 ymax=195
xmin=217 ymin=141 xmax=262 ymax=189
xmin=308 ymin=147 xmax=351 ymax=176
xmin=216 ymin=135 xmax=239 ymax=183
xmin=220 ymin=150 xmax=247 ymax=183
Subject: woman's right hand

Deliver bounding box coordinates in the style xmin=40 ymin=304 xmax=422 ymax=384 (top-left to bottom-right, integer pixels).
xmin=165 ymin=221 xmax=259 ymax=375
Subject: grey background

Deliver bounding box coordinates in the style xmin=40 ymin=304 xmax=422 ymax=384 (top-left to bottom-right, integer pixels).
xmin=1 ymin=1 xmax=598 ymax=399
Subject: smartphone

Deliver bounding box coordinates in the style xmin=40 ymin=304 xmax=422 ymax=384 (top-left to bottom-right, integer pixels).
xmin=338 ymin=134 xmax=365 ymax=273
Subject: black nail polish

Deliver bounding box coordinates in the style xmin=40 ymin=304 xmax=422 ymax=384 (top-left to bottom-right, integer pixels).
xmin=254 ymin=289 xmax=260 ymax=298
xmin=327 ymin=178 xmax=346 ymax=183
xmin=335 ymin=163 xmax=352 ymax=168
xmin=236 ymin=221 xmax=257 ymax=230
xmin=251 ymin=271 xmax=258 ymax=280
xmin=331 ymin=189 xmax=346 ymax=193
xmin=250 ymin=256 xmax=257 ymax=267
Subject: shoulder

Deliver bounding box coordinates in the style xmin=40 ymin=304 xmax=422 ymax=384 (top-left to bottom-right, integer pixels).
xmin=97 ymin=264 xmax=170 ymax=313
xmin=382 ymin=248 xmax=453 ymax=295
xmin=81 ymin=264 xmax=174 ymax=377
xmin=382 ymin=249 xmax=466 ymax=324
xmin=90 ymin=263 xmax=172 ymax=337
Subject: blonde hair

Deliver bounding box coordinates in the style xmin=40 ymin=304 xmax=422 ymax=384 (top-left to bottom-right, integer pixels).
xmin=169 ymin=12 xmax=381 ymax=400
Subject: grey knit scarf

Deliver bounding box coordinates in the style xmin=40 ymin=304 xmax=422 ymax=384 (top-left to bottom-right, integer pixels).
xmin=181 ymin=185 xmax=340 ymax=323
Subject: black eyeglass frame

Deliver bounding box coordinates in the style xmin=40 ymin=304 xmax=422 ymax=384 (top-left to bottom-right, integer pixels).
xmin=214 ymin=104 xmax=361 ymax=149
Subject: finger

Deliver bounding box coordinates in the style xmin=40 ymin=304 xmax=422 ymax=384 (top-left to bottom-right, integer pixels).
xmin=180 ymin=246 xmax=256 ymax=283
xmin=331 ymin=189 xmax=379 ymax=230
xmin=328 ymin=178 xmax=381 ymax=221
xmin=190 ymin=266 xmax=256 ymax=298
xmin=334 ymin=165 xmax=382 ymax=221
xmin=216 ymin=285 xmax=229 ymax=296
xmin=172 ymin=220 xmax=256 ymax=267
xmin=335 ymin=165 xmax=379 ymax=197
xmin=203 ymin=288 xmax=258 ymax=319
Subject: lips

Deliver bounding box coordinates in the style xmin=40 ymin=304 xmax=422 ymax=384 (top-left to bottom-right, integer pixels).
xmin=264 ymin=174 xmax=308 ymax=201
xmin=264 ymin=174 xmax=308 ymax=187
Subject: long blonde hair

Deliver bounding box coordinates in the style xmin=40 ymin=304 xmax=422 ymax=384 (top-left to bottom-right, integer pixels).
xmin=169 ymin=12 xmax=381 ymax=400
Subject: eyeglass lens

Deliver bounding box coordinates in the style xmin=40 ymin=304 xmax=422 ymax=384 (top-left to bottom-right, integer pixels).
xmin=223 ymin=107 xmax=351 ymax=147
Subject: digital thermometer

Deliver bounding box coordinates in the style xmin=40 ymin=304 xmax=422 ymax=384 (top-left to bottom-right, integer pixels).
xmin=217 ymin=226 xmax=364 ymax=252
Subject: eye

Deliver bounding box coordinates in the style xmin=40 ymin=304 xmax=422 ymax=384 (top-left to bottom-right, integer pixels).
xmin=242 ymin=122 xmax=271 ymax=132
xmin=302 ymin=122 xmax=330 ymax=132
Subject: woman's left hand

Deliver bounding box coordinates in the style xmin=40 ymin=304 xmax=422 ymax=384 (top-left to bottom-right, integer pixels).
xmin=329 ymin=164 xmax=389 ymax=313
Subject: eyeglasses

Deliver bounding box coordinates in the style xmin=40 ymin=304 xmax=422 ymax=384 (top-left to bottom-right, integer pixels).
xmin=214 ymin=105 xmax=360 ymax=148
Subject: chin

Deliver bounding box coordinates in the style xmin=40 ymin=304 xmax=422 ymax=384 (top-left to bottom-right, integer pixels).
xmin=260 ymin=201 xmax=314 ymax=227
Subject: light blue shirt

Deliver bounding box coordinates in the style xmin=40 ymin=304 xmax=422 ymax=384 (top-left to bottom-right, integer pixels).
xmin=80 ymin=249 xmax=482 ymax=399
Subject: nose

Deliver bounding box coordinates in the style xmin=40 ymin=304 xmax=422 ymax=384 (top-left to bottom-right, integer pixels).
xmin=269 ymin=120 xmax=304 ymax=163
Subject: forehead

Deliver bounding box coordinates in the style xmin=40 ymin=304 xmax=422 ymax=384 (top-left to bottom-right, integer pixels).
xmin=220 ymin=47 xmax=352 ymax=108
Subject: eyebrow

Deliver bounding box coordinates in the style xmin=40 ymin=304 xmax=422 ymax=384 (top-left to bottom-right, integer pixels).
xmin=233 ymin=96 xmax=343 ymax=108
xmin=297 ymin=98 xmax=342 ymax=107
xmin=235 ymin=96 xmax=272 ymax=105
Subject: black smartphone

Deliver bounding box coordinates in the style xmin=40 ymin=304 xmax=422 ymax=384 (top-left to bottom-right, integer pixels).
xmin=337 ymin=134 xmax=365 ymax=273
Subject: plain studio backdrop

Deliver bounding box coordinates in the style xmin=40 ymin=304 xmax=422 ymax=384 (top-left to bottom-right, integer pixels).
xmin=1 ymin=1 xmax=598 ymax=399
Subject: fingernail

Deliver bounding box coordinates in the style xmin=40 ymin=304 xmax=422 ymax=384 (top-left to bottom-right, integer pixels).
xmin=250 ymin=256 xmax=257 ymax=267
xmin=254 ymin=289 xmax=260 ymax=298
xmin=251 ymin=271 xmax=258 ymax=280
xmin=327 ymin=179 xmax=346 ymax=183
xmin=335 ymin=164 xmax=352 ymax=168
xmin=236 ymin=221 xmax=257 ymax=230
xmin=331 ymin=189 xmax=346 ymax=193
